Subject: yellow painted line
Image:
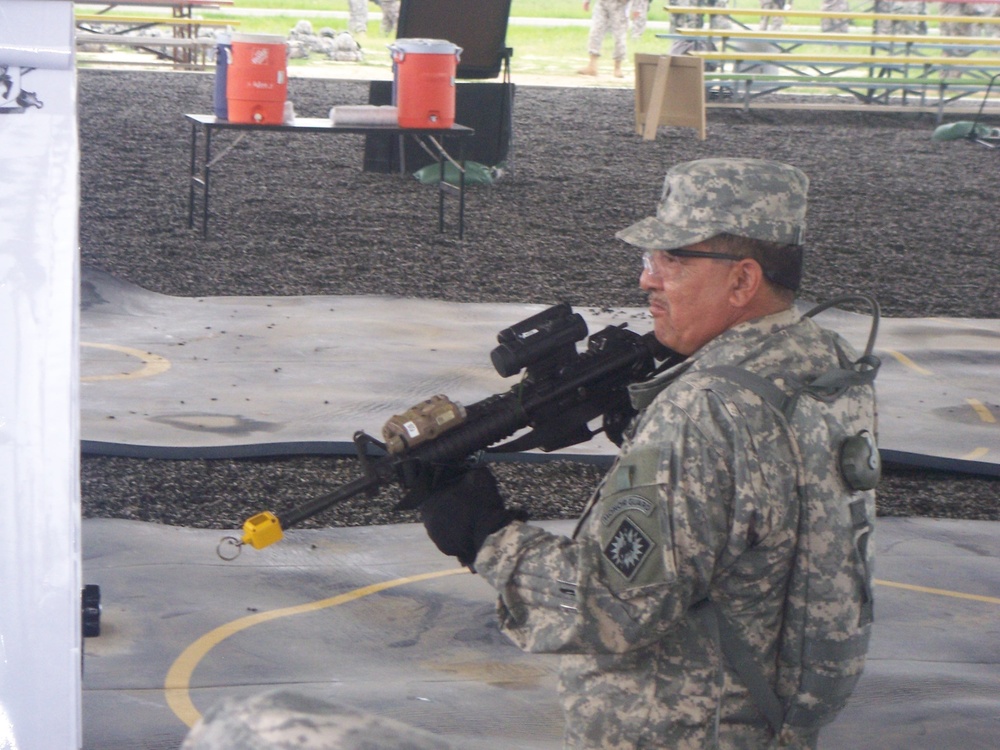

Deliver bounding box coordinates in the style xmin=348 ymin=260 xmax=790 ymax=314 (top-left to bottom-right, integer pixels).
xmin=163 ymin=568 xmax=468 ymax=728
xmin=967 ymin=399 xmax=997 ymax=424
xmin=883 ymin=351 xmax=995 ymax=459
xmin=961 ymin=447 xmax=990 ymax=461
xmin=875 ymin=579 xmax=1000 ymax=605
xmin=81 ymin=342 xmax=171 ymax=382
xmin=884 ymin=349 xmax=933 ymax=376
xmin=162 ymin=569 xmax=995 ymax=728
xmin=961 ymin=401 xmax=995 ymax=460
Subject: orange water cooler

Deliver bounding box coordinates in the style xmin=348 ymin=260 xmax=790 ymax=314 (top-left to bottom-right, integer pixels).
xmin=226 ymin=33 xmax=288 ymax=124
xmin=390 ymin=38 xmax=463 ymax=128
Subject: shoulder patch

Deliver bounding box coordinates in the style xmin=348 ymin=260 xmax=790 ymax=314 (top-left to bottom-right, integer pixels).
xmin=603 ymin=517 xmax=654 ymax=581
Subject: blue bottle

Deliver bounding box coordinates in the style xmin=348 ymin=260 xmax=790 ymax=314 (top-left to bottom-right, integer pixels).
xmin=214 ymin=32 xmax=231 ymax=120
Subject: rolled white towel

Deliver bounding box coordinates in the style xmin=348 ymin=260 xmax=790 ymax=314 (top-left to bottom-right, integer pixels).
xmin=329 ymin=105 xmax=399 ymax=126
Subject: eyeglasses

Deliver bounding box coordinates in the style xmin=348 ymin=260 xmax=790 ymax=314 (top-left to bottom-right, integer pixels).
xmin=641 ymin=248 xmax=744 ymax=279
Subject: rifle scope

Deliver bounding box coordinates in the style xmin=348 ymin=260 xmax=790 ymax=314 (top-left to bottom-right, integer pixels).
xmin=490 ymin=302 xmax=589 ymax=378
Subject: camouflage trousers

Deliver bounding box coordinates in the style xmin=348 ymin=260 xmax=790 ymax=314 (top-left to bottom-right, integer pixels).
xmin=630 ymin=0 xmax=651 ymax=38
xmin=940 ymin=2 xmax=1000 ymax=50
xmin=588 ymin=0 xmax=631 ymax=60
xmin=820 ymin=0 xmax=851 ymax=33
xmin=759 ymin=0 xmax=788 ymax=31
xmin=348 ymin=0 xmax=400 ymax=36
xmin=988 ymin=2 xmax=1000 ymax=37
xmin=873 ymin=0 xmax=928 ymax=34
xmin=671 ymin=0 xmax=732 ymax=30
xmin=347 ymin=0 xmax=368 ymax=35
xmin=378 ymin=0 xmax=400 ymax=35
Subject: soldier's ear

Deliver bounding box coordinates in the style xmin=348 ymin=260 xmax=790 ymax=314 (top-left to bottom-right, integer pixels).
xmin=728 ymin=258 xmax=763 ymax=308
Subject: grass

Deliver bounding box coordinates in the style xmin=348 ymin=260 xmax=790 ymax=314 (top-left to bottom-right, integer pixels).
xmin=232 ymin=0 xmax=607 ymax=19
xmin=200 ymin=2 xmax=683 ymax=78
xmin=90 ymin=1 xmax=1000 ymax=79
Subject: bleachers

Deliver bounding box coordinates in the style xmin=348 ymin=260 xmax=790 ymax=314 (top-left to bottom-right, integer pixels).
xmin=75 ymin=0 xmax=235 ymax=69
xmin=659 ymin=3 xmax=1000 ymax=117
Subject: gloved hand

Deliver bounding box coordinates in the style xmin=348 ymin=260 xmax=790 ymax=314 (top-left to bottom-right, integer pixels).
xmin=418 ymin=465 xmax=528 ymax=567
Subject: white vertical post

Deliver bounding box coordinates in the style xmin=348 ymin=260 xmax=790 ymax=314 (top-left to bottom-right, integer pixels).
xmin=0 ymin=2 xmax=81 ymax=748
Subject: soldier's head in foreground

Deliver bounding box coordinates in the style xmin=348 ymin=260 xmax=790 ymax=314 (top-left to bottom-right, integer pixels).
xmin=617 ymin=157 xmax=809 ymax=355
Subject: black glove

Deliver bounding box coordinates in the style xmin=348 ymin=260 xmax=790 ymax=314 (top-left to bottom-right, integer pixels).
xmin=418 ymin=465 xmax=528 ymax=567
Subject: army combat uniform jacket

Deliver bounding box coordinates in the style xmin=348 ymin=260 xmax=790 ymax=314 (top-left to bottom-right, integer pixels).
xmin=475 ymin=308 xmax=871 ymax=750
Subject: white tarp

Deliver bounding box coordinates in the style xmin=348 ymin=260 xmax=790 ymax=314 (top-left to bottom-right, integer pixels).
xmin=79 ymin=269 xmax=999 ymax=475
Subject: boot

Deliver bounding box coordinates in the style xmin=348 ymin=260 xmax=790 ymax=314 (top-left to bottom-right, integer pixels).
xmin=577 ymin=54 xmax=599 ymax=76
xmin=613 ymin=59 xmax=624 ymax=78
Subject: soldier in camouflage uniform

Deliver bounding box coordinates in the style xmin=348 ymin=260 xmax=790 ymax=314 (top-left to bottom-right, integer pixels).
xmin=419 ymin=158 xmax=877 ymax=750
xmin=578 ymin=0 xmax=632 ymax=77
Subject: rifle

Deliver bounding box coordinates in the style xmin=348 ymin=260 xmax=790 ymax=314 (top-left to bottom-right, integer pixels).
xmin=217 ymin=303 xmax=680 ymax=560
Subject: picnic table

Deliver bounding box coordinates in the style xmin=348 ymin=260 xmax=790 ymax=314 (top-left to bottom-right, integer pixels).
xmin=75 ymin=0 xmax=235 ymax=68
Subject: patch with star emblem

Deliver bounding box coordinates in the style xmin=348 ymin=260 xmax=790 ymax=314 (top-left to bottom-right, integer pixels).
xmin=603 ymin=517 xmax=654 ymax=581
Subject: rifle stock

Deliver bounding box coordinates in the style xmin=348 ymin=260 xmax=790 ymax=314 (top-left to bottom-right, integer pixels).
xmin=218 ymin=304 xmax=678 ymax=559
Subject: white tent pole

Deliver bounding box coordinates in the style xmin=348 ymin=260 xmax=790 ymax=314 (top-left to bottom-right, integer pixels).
xmin=0 ymin=1 xmax=81 ymax=748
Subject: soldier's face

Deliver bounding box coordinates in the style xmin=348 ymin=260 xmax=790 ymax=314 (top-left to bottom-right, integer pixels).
xmin=639 ymin=243 xmax=743 ymax=355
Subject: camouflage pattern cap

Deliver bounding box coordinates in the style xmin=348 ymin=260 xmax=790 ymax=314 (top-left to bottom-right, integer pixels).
xmin=615 ymin=158 xmax=809 ymax=250
xmin=181 ymin=689 xmax=458 ymax=750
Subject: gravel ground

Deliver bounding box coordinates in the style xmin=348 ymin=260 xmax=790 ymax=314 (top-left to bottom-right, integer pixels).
xmin=78 ymin=69 xmax=999 ymax=529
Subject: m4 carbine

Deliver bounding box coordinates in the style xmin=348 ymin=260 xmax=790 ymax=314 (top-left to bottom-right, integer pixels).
xmin=218 ymin=303 xmax=678 ymax=559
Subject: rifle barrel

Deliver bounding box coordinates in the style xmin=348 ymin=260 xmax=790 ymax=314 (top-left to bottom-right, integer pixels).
xmin=278 ymin=472 xmax=385 ymax=529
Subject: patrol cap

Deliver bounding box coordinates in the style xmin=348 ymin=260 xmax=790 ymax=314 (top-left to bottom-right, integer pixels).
xmin=615 ymin=158 xmax=809 ymax=250
xmin=182 ymin=689 xmax=458 ymax=750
